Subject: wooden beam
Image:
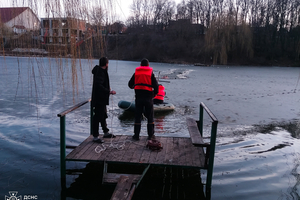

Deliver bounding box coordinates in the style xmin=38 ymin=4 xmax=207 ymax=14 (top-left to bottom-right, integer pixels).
xmin=111 ymin=175 xmax=135 ymax=200
xmin=103 ymin=173 xmax=141 ymax=184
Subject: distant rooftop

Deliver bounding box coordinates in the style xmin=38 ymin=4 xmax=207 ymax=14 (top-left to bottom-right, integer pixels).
xmin=0 ymin=7 xmax=28 ymax=23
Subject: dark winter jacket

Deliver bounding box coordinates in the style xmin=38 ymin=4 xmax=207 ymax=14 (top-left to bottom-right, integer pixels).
xmin=91 ymin=65 xmax=111 ymax=106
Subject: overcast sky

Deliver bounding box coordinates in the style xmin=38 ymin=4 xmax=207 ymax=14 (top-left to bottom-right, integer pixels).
xmin=0 ymin=0 xmax=182 ymax=22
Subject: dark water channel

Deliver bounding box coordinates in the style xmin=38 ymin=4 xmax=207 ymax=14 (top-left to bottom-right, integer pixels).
xmin=0 ymin=56 xmax=300 ymax=199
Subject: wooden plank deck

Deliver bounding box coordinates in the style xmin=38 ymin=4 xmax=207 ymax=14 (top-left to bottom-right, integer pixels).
xmin=66 ymin=135 xmax=206 ymax=169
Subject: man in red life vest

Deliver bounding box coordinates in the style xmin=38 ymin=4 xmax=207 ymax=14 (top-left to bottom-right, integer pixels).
xmin=153 ymin=84 xmax=165 ymax=104
xmin=128 ymin=58 xmax=159 ymax=140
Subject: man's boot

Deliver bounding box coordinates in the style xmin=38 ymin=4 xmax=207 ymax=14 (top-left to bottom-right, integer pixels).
xmin=132 ymin=123 xmax=141 ymax=140
xmin=147 ymin=123 xmax=155 ymax=140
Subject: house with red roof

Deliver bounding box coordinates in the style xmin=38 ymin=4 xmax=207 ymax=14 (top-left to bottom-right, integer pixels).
xmin=0 ymin=7 xmax=40 ymax=34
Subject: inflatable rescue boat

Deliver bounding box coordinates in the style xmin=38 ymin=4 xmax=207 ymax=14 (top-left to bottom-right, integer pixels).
xmin=118 ymin=100 xmax=175 ymax=113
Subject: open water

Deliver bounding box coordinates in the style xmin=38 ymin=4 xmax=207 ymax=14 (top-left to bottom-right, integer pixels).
xmin=0 ymin=56 xmax=300 ymax=199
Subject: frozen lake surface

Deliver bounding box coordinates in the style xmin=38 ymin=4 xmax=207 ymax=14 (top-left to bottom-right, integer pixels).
xmin=0 ymin=56 xmax=300 ymax=199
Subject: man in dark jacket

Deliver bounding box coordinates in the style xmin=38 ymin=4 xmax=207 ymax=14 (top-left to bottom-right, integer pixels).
xmin=91 ymin=57 xmax=116 ymax=143
xmin=128 ymin=58 xmax=158 ymax=140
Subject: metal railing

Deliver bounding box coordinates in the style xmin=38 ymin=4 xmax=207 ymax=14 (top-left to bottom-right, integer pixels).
xmin=198 ymin=102 xmax=218 ymax=200
xmin=57 ymin=99 xmax=91 ymax=189
xmin=57 ymin=100 xmax=218 ymax=199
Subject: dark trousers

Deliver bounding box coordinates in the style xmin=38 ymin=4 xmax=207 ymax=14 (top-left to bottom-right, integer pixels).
xmin=134 ymin=97 xmax=154 ymax=136
xmin=92 ymin=105 xmax=109 ymax=137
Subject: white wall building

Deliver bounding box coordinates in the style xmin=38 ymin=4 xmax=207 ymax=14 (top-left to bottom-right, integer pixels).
xmin=0 ymin=7 xmax=40 ymax=34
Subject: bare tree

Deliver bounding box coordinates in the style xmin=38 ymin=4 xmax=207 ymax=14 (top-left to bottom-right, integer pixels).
xmin=177 ymin=0 xmax=188 ymax=19
xmin=205 ymin=0 xmax=212 ymax=27
xmin=160 ymin=0 xmax=176 ymax=27
xmin=289 ymin=0 xmax=300 ymax=30
xmin=265 ymin=0 xmax=274 ymax=26
xmin=153 ymin=0 xmax=166 ymax=25
xmin=130 ymin=0 xmax=142 ymax=26
xmin=89 ymin=6 xmax=106 ymax=27
xmin=226 ymin=0 xmax=238 ymax=25
xmin=236 ymin=0 xmax=250 ymax=22
xmin=190 ymin=0 xmax=212 ymax=26
xmin=211 ymin=0 xmax=225 ymax=27
xmin=250 ymin=0 xmax=261 ymax=27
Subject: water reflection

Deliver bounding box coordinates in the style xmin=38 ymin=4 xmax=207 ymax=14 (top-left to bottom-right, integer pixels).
xmin=213 ymin=120 xmax=300 ymax=200
xmin=155 ymin=115 xmax=166 ymax=133
xmin=118 ymin=110 xmax=135 ymax=121
xmin=290 ymin=163 xmax=300 ymax=200
xmin=232 ymin=119 xmax=300 ymax=139
xmin=117 ymin=109 xmax=175 ymax=135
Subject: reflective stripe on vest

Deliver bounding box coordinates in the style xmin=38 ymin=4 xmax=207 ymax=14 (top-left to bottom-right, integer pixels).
xmin=134 ymin=66 xmax=153 ymax=91
xmin=154 ymin=85 xmax=165 ymax=100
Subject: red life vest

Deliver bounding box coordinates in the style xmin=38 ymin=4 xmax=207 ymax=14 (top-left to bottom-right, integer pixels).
xmin=134 ymin=66 xmax=153 ymax=91
xmin=154 ymin=85 xmax=165 ymax=100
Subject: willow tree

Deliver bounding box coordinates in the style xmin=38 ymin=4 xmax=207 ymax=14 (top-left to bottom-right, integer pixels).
xmin=205 ymin=12 xmax=253 ymax=65
xmin=0 ymin=0 xmax=119 ymax=103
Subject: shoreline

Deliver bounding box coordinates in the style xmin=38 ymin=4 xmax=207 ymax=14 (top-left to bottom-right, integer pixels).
xmin=0 ymin=51 xmax=299 ymax=67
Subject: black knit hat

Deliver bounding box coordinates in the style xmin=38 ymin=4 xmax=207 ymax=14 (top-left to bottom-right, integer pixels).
xmin=141 ymin=58 xmax=149 ymax=66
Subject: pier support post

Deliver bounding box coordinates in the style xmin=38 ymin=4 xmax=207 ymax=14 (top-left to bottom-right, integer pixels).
xmin=205 ymin=121 xmax=218 ymax=199
xmin=199 ymin=104 xmax=204 ymax=136
xmin=60 ymin=116 xmax=66 ymax=189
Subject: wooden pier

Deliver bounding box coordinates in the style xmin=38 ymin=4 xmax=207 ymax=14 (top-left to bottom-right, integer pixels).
xmin=58 ymin=100 xmax=218 ymax=200
xmin=66 ymin=135 xmax=206 ymax=168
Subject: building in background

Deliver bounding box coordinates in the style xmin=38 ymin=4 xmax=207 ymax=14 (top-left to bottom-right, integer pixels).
xmin=0 ymin=7 xmax=40 ymax=33
xmin=40 ymin=17 xmax=86 ymax=55
xmin=41 ymin=17 xmax=86 ymax=44
xmin=0 ymin=7 xmax=40 ymax=50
